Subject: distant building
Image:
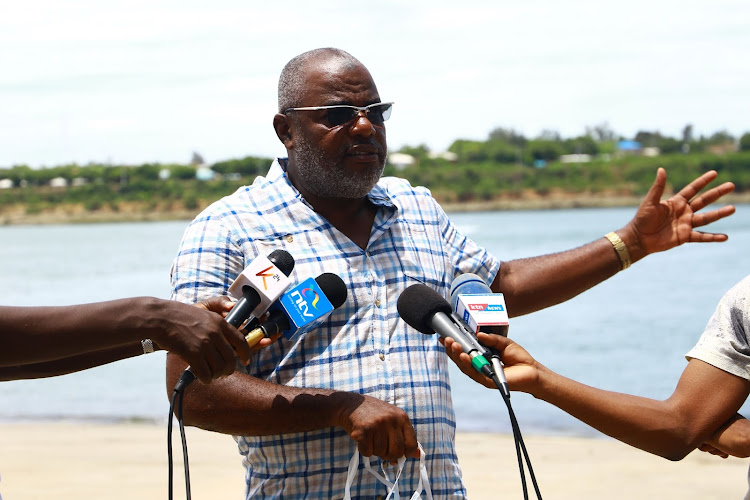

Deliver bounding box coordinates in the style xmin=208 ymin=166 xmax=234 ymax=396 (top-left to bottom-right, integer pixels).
xmin=0 ymin=179 xmax=13 ymax=189
xmin=427 ymin=151 xmax=458 ymax=162
xmin=196 ymin=166 xmax=216 ymax=181
xmin=159 ymin=168 xmax=171 ymax=180
xmin=707 ymin=142 xmax=739 ymax=155
xmin=71 ymin=177 xmax=88 ymax=187
xmin=388 ymin=153 xmax=416 ymax=170
xmin=617 ymin=140 xmax=642 ymax=153
xmin=559 ymin=154 xmax=592 ymax=164
xmin=642 ymin=147 xmax=660 ymax=157
xmin=49 ymin=177 xmax=68 ymax=188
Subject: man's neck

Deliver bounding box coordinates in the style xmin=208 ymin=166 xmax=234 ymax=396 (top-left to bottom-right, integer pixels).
xmin=306 ymin=194 xmax=377 ymax=251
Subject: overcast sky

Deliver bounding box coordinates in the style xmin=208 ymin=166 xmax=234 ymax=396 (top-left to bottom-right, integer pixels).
xmin=1 ymin=0 xmax=748 ymax=168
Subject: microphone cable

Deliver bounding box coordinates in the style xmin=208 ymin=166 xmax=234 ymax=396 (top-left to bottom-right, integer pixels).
xmin=490 ymin=371 xmax=543 ymax=500
xmin=168 ymin=384 xmax=192 ymax=500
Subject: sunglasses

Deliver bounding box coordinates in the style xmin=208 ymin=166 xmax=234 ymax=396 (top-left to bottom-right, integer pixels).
xmin=284 ymin=102 xmax=393 ymax=127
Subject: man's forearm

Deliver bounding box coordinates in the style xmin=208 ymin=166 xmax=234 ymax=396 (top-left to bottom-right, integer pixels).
xmin=167 ymin=354 xmax=355 ymax=436
xmin=0 ymin=299 xmax=158 ymax=366
xmin=0 ymin=344 xmax=142 ymax=381
xmin=494 ymin=235 xmax=623 ymax=317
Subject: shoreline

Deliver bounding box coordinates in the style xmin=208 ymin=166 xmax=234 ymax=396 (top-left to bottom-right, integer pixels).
xmin=2 ymin=192 xmax=749 ymax=226
xmin=0 ymin=421 xmax=747 ymax=499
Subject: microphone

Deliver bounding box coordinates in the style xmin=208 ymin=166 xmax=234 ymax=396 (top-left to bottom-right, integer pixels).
xmin=450 ymin=273 xmax=509 ymax=337
xmin=397 ymin=284 xmax=496 ymax=380
xmin=225 ymin=249 xmax=296 ymax=327
xmin=450 ymin=274 xmax=511 ymax=397
xmin=173 ymin=249 xmax=295 ymax=392
xmin=244 ymin=272 xmax=348 ymax=347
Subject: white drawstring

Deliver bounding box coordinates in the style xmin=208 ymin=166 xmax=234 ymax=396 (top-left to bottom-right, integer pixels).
xmin=343 ymin=443 xmax=432 ymax=500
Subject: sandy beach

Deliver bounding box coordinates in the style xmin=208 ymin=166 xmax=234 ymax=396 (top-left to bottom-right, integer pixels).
xmin=0 ymin=422 xmax=747 ymax=499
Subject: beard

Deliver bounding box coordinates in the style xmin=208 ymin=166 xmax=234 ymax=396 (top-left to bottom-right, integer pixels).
xmin=293 ymin=135 xmax=386 ymax=199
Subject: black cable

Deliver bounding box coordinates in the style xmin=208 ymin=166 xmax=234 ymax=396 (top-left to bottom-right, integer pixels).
xmin=177 ymin=389 xmax=192 ymax=500
xmin=168 ymin=390 xmax=178 ymax=500
xmin=493 ymin=374 xmax=543 ymax=500
xmin=167 ymin=387 xmax=192 ymax=500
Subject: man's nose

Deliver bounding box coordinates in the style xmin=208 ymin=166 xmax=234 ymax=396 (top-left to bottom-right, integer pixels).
xmin=349 ymin=112 xmax=376 ymax=137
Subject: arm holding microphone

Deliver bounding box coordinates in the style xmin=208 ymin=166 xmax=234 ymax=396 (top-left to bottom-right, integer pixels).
xmin=467 ymin=332 xmax=750 ymax=461
xmin=0 ymin=296 xmax=251 ymax=383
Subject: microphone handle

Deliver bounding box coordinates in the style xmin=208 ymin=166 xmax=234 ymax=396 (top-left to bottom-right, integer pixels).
xmin=225 ymin=286 xmax=262 ymax=327
xmin=430 ymin=312 xmax=494 ymax=378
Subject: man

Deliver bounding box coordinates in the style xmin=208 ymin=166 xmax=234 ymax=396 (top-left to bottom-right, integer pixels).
xmin=452 ymin=273 xmax=750 ymax=496
xmin=0 ymin=296 xmax=253 ymax=383
xmin=166 ymin=47 xmax=735 ymax=499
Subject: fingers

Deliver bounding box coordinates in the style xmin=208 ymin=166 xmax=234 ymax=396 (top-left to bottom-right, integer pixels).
xmin=251 ymin=333 xmax=282 ymax=353
xmin=346 ymin=396 xmax=417 ymax=463
xmin=687 ymin=181 xmax=735 ymax=212
xmin=476 ymin=332 xmax=513 ymax=351
xmin=676 ymin=170 xmax=719 ymax=201
xmin=197 ymin=295 xmax=236 ymax=316
xmin=698 ymin=443 xmax=729 ymax=459
xmin=690 ymin=204 xmax=736 ymax=229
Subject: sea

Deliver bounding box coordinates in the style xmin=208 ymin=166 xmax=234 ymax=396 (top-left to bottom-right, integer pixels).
xmin=1 ymin=205 xmax=749 ymax=438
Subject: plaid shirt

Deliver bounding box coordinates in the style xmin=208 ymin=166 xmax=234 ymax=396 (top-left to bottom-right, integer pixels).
xmin=171 ymin=159 xmax=499 ymax=499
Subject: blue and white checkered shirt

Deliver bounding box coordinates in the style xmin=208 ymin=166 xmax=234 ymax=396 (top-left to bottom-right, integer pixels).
xmin=171 ymin=159 xmax=499 ymax=499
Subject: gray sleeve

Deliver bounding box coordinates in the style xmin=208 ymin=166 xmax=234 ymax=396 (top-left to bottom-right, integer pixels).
xmin=686 ymin=275 xmax=750 ymax=381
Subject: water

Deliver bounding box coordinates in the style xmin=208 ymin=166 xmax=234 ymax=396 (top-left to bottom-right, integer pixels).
xmin=1 ymin=206 xmax=748 ymax=438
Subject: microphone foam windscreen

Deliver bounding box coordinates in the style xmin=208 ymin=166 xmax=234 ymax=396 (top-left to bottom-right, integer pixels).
xmin=268 ymin=249 xmax=295 ymax=276
xmin=397 ymin=284 xmax=453 ymax=334
xmin=315 ymin=273 xmax=348 ymax=308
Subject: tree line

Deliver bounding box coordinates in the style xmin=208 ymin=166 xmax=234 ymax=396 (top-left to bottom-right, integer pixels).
xmin=0 ymin=124 xmax=748 ymax=217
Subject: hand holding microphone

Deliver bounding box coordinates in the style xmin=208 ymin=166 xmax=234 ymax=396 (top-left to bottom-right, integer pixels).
xmin=397 ymin=281 xmax=509 ymax=395
xmin=450 ymin=274 xmax=511 ymax=396
xmin=173 ymin=249 xmax=295 ymax=392
xmin=397 ymin=284 xmax=497 ymax=380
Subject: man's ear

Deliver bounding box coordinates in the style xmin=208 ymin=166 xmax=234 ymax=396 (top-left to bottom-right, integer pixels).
xmin=273 ymin=113 xmax=294 ymax=149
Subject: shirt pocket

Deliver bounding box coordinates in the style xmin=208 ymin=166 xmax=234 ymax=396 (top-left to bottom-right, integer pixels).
xmin=392 ymin=220 xmax=449 ymax=293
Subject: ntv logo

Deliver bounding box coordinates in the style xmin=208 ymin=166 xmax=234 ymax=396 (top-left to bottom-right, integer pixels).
xmin=291 ymin=287 xmax=320 ymax=317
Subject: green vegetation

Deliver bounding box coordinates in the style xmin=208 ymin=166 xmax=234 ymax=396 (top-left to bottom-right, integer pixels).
xmin=1 ymin=125 xmax=748 ymax=222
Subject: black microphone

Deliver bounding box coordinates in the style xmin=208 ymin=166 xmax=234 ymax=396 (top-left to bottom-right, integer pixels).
xmin=173 ymin=249 xmax=295 ymax=392
xmin=243 ymin=272 xmax=348 ymax=346
xmin=397 ymin=284 xmax=496 ymax=380
xmin=224 ymin=249 xmax=296 ymax=327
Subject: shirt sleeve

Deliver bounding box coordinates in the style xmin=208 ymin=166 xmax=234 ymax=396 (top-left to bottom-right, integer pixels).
xmin=170 ymin=211 xmax=246 ymax=305
xmin=435 ymin=199 xmax=500 ymax=287
xmin=686 ymin=276 xmax=750 ymax=381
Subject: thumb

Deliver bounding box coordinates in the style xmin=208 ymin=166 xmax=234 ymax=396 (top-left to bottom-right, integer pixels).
xmin=642 ymin=167 xmax=667 ymax=206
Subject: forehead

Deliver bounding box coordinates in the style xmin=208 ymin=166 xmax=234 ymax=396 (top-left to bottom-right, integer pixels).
xmin=298 ymin=58 xmax=380 ymax=106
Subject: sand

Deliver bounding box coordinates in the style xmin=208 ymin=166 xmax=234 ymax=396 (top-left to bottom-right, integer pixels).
xmin=0 ymin=422 xmax=748 ymax=499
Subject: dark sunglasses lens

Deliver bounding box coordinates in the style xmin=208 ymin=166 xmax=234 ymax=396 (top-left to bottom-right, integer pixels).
xmin=326 ymin=107 xmax=358 ymax=126
xmin=367 ymin=103 xmax=392 ymax=124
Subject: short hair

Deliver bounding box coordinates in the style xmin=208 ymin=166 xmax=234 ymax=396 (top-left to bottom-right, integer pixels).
xmin=277 ymin=48 xmax=362 ymax=113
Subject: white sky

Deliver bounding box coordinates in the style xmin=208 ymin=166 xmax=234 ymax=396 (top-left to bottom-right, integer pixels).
xmin=1 ymin=0 xmax=748 ymax=168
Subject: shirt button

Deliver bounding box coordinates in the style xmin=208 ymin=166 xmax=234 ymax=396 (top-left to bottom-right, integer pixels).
xmin=379 ymin=353 xmax=385 ymax=361
xmin=285 ymin=235 xmax=294 ymax=243
xmin=375 ymin=299 xmax=381 ymax=307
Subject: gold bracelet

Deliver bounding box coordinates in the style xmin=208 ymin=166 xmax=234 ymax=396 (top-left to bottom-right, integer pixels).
xmin=605 ymin=232 xmax=632 ymax=270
